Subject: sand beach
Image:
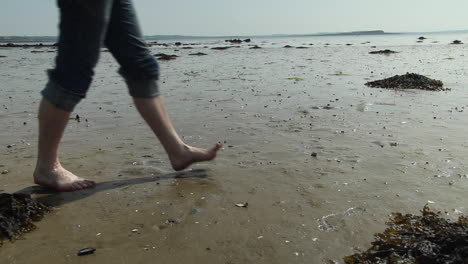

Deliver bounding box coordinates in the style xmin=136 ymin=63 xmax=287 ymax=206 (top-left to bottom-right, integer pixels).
xmin=0 ymin=34 xmax=468 ymax=263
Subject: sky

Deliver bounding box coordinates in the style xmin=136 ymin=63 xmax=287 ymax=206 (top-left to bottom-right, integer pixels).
xmin=1 ymin=0 xmax=468 ymax=36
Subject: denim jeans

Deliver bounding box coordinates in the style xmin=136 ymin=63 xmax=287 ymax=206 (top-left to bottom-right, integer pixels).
xmin=42 ymin=0 xmax=160 ymax=112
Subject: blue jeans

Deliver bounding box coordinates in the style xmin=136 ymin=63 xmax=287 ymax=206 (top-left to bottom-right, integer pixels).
xmin=42 ymin=0 xmax=160 ymax=112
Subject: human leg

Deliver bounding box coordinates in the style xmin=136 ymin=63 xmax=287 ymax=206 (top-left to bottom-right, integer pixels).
xmin=34 ymin=0 xmax=114 ymax=191
xmin=33 ymin=100 xmax=95 ymax=191
xmin=105 ymin=0 xmax=221 ymax=171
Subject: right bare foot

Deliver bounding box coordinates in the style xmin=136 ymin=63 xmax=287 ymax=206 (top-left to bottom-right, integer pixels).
xmin=33 ymin=165 xmax=95 ymax=192
xmin=170 ymin=143 xmax=222 ymax=171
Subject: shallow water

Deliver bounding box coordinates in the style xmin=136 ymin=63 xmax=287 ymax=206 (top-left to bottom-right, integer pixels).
xmin=0 ymin=34 xmax=467 ymax=263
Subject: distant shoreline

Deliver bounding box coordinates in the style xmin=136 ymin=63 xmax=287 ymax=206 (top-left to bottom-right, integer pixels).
xmin=1 ymin=29 xmax=468 ymax=43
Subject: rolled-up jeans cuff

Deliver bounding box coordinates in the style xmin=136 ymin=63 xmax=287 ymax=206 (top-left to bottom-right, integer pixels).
xmin=126 ymin=78 xmax=160 ymax=98
xmin=41 ymin=75 xmax=84 ymax=112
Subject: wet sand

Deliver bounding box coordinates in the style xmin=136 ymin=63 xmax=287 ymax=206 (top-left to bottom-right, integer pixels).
xmin=1 ymin=38 xmax=468 ymax=263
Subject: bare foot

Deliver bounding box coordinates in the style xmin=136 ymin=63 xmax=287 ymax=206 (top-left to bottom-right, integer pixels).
xmin=33 ymin=165 xmax=95 ymax=192
xmin=170 ymin=143 xmax=222 ymax=171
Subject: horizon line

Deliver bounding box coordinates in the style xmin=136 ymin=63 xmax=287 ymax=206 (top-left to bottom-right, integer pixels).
xmin=1 ymin=29 xmax=468 ymax=40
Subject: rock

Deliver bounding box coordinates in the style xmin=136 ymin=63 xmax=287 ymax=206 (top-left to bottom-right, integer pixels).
xmin=1 ymin=170 xmax=8 ymax=175
xmin=154 ymin=53 xmax=178 ymax=60
xmin=249 ymin=45 xmax=262 ymax=49
xmin=175 ymin=42 xmax=182 ymax=46
xmin=451 ymin=40 xmax=463 ymax=45
xmin=369 ymin=49 xmax=398 ymax=55
xmin=365 ymin=73 xmax=445 ymax=91
xmin=225 ymin=39 xmax=242 ymax=44
xmin=243 ymin=38 xmax=251 ymax=42
xmin=189 ymin=52 xmax=208 ymax=56
xmin=418 ymin=36 xmax=427 ymax=40
xmin=211 ymin=46 xmax=232 ymax=50
xmin=283 ymin=45 xmax=293 ymax=48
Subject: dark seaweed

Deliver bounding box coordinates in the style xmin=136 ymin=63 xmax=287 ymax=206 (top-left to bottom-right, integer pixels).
xmin=189 ymin=52 xmax=208 ymax=56
xmin=369 ymin=49 xmax=398 ymax=55
xmin=344 ymin=205 xmax=468 ymax=264
xmin=153 ymin=53 xmax=178 ymax=61
xmin=365 ymin=73 xmax=445 ymax=91
xmin=0 ymin=193 xmax=49 ymax=246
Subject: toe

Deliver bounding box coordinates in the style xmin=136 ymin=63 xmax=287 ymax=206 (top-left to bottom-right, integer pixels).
xmin=86 ymin=180 xmax=96 ymax=186
xmin=213 ymin=143 xmax=222 ymax=151
xmin=71 ymin=182 xmax=84 ymax=191
xmin=78 ymin=181 xmax=92 ymax=189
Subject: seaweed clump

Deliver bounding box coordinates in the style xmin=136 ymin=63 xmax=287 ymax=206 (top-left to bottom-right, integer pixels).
xmin=344 ymin=205 xmax=468 ymax=264
xmin=154 ymin=53 xmax=178 ymax=61
xmin=369 ymin=49 xmax=398 ymax=55
xmin=365 ymin=73 xmax=445 ymax=91
xmin=0 ymin=193 xmax=49 ymax=246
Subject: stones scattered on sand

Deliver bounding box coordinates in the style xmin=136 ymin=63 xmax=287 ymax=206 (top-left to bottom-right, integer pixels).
xmin=369 ymin=49 xmax=398 ymax=55
xmin=225 ymin=39 xmax=242 ymax=44
xmin=0 ymin=43 xmax=56 ymax=48
xmin=77 ymin=247 xmax=96 ymax=256
xmin=283 ymin=45 xmax=293 ymax=48
xmin=296 ymin=46 xmax=308 ymax=49
xmin=418 ymin=36 xmax=427 ymax=40
xmin=158 ymin=219 xmax=179 ymax=230
xmin=343 ymin=205 xmax=468 ymax=263
xmin=451 ymin=40 xmax=463 ymax=45
xmin=154 ymin=53 xmax=178 ymax=60
xmin=148 ymin=42 xmax=169 ymax=47
xmin=189 ymin=52 xmax=208 ymax=56
xmin=249 ymin=45 xmax=262 ymax=49
xmin=0 ymin=193 xmax=49 ymax=246
xmin=225 ymin=38 xmax=251 ymax=44
xmin=211 ymin=46 xmax=239 ymax=50
xmin=365 ymin=73 xmax=445 ymax=91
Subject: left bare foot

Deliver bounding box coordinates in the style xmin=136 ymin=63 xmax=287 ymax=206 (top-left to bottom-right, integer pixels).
xmin=170 ymin=143 xmax=222 ymax=171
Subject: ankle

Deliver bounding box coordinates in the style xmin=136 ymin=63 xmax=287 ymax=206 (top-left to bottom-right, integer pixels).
xmin=167 ymin=143 xmax=190 ymax=158
xmin=35 ymin=160 xmax=61 ymax=173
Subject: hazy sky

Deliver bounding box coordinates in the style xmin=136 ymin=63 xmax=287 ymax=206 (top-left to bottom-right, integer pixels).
xmin=1 ymin=0 xmax=468 ymax=36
